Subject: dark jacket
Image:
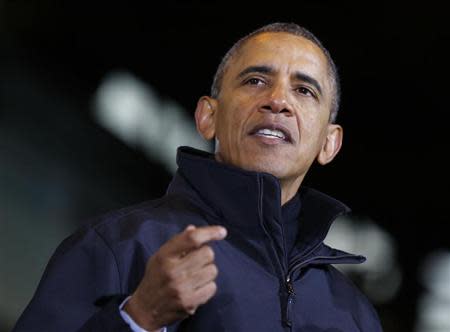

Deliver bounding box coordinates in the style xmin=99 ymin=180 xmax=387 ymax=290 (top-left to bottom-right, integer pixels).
xmin=13 ymin=147 xmax=383 ymax=332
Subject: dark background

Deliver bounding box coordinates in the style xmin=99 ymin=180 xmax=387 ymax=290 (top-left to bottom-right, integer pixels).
xmin=1 ymin=1 xmax=449 ymax=331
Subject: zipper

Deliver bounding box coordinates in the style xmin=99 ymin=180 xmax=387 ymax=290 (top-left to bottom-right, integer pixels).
xmin=256 ymin=174 xmax=293 ymax=329
xmin=283 ymin=253 xmax=365 ymax=329
xmin=284 ymin=276 xmax=295 ymax=329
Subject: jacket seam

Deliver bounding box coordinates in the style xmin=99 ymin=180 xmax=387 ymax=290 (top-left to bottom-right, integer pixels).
xmin=93 ymin=228 xmax=123 ymax=294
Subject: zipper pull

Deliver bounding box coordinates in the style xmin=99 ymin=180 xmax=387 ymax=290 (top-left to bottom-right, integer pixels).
xmin=284 ymin=277 xmax=295 ymax=328
xmin=287 ymin=279 xmax=295 ymax=296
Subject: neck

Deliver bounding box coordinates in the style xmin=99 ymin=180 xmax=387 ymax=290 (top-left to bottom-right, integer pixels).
xmin=280 ymin=176 xmax=303 ymax=206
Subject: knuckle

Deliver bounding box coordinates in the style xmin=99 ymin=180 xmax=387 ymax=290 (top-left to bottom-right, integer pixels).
xmin=209 ymin=264 xmax=218 ymax=279
xmin=186 ymin=231 xmax=200 ymax=247
xmin=210 ymin=281 xmax=217 ymax=295
xmin=199 ymin=282 xmax=217 ymax=305
xmin=203 ymin=246 xmax=215 ymax=261
xmin=178 ymin=294 xmax=193 ymax=311
xmin=184 ymin=302 xmax=196 ymax=312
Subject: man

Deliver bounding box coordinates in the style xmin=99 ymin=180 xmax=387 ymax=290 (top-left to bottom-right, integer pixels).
xmin=13 ymin=22 xmax=383 ymax=331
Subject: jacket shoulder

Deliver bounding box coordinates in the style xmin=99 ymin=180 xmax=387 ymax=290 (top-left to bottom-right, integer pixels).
xmin=327 ymin=266 xmax=383 ymax=331
xmin=67 ymin=193 xmax=212 ymax=254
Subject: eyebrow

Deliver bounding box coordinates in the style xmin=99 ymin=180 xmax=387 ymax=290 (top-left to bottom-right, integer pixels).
xmin=237 ymin=65 xmax=273 ymax=78
xmin=293 ymin=72 xmax=323 ymax=96
xmin=236 ymin=65 xmax=323 ymax=96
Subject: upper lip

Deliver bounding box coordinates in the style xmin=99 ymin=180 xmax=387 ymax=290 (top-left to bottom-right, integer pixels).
xmin=248 ymin=121 xmax=294 ymax=143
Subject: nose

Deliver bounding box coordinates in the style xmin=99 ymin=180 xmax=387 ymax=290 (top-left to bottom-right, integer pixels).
xmin=260 ymin=83 xmax=293 ymax=115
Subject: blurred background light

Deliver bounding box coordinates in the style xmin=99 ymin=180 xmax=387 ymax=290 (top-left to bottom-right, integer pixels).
xmin=93 ymin=70 xmax=211 ymax=173
xmin=416 ymin=250 xmax=450 ymax=332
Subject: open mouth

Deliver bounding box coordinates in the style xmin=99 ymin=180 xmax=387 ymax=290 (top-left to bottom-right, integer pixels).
xmin=249 ymin=124 xmax=293 ymax=143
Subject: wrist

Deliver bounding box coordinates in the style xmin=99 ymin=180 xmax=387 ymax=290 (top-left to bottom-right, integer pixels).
xmin=123 ymin=296 xmax=162 ymax=332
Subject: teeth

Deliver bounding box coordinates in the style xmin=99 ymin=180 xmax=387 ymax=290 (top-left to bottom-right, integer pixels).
xmin=256 ymin=128 xmax=286 ymax=139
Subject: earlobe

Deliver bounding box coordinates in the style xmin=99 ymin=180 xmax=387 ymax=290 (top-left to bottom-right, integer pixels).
xmin=195 ymin=96 xmax=217 ymax=140
xmin=317 ymin=124 xmax=343 ymax=165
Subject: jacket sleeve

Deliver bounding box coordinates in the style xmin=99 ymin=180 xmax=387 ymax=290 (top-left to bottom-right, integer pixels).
xmin=12 ymin=225 xmax=134 ymax=332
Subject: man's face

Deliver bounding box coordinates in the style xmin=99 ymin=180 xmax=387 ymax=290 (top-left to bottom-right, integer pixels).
xmin=209 ymin=32 xmax=337 ymax=186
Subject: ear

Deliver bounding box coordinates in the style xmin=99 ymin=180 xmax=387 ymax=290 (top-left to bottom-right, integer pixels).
xmin=316 ymin=124 xmax=343 ymax=165
xmin=195 ymin=96 xmax=217 ymax=140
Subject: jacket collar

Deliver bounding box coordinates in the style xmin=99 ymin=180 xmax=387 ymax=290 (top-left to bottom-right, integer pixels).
xmin=168 ymin=147 xmax=351 ymax=258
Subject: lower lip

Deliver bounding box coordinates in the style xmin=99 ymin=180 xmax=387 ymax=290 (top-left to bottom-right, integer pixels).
xmin=251 ymin=133 xmax=289 ymax=145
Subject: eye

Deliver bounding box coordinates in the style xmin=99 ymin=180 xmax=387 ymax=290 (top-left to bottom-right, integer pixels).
xmin=296 ymin=86 xmax=315 ymax=97
xmin=245 ymin=77 xmax=265 ymax=86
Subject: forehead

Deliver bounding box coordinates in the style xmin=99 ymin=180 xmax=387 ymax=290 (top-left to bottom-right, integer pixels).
xmin=226 ymin=32 xmax=330 ymax=87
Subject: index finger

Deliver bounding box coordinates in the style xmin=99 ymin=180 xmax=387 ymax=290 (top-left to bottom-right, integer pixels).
xmin=164 ymin=225 xmax=227 ymax=256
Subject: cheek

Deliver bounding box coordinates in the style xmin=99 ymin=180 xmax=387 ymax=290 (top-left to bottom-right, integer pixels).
xmin=300 ymin=114 xmax=321 ymax=138
xmin=219 ymin=98 xmax=253 ymax=131
xmin=299 ymin=117 xmax=329 ymax=150
xmin=215 ymin=109 xmax=242 ymax=148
